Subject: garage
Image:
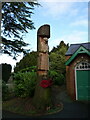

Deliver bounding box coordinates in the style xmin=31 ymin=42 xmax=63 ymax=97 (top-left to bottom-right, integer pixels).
xmin=75 ymin=62 xmax=90 ymax=100
xmin=65 ymin=42 xmax=90 ymax=100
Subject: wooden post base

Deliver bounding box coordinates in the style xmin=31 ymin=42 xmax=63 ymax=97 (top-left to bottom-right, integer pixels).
xmin=33 ymin=74 xmax=52 ymax=111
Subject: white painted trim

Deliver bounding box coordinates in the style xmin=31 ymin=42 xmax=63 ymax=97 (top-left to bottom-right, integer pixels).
xmin=76 ymin=68 xmax=90 ymax=70
xmin=75 ymin=68 xmax=78 ymax=100
xmin=75 ymin=61 xmax=90 ymax=70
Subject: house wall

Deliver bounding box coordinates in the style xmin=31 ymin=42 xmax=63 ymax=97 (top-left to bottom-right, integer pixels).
xmin=66 ymin=55 xmax=71 ymax=61
xmin=66 ymin=53 xmax=90 ymax=100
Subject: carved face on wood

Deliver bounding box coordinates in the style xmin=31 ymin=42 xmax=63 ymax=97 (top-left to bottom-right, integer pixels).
xmin=38 ymin=37 xmax=49 ymax=53
xmin=37 ymin=24 xmax=50 ymax=75
xmin=43 ymin=37 xmax=48 ymax=44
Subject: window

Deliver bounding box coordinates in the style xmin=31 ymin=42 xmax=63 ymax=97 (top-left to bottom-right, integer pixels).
xmin=75 ymin=61 xmax=90 ymax=70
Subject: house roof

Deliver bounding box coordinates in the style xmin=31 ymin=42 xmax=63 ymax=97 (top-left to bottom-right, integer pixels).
xmin=65 ymin=45 xmax=90 ymax=66
xmin=65 ymin=42 xmax=90 ymax=56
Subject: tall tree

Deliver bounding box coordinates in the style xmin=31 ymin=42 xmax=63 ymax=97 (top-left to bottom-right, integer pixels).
xmin=1 ymin=1 xmax=39 ymax=59
xmin=50 ymin=41 xmax=69 ymax=75
xmin=14 ymin=51 xmax=37 ymax=72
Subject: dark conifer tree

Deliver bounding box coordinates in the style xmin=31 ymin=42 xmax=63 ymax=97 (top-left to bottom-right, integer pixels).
xmin=1 ymin=1 xmax=39 ymax=59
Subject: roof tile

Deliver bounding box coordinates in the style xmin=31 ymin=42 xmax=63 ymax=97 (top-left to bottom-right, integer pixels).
xmin=65 ymin=42 xmax=90 ymax=56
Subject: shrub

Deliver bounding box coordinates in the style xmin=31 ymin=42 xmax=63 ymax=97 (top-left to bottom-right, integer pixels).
xmin=48 ymin=70 xmax=65 ymax=86
xmin=2 ymin=80 xmax=9 ymax=101
xmin=54 ymin=74 xmax=65 ymax=85
xmin=1 ymin=63 xmax=12 ymax=83
xmin=19 ymin=66 xmax=37 ymax=73
xmin=48 ymin=70 xmax=58 ymax=79
xmin=13 ymin=71 xmax=37 ymax=97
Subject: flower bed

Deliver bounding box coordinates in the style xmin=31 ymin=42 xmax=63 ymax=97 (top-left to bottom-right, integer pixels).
xmin=40 ymin=79 xmax=53 ymax=88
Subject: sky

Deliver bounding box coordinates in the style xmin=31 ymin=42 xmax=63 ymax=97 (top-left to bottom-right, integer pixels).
xmin=0 ymin=0 xmax=89 ymax=71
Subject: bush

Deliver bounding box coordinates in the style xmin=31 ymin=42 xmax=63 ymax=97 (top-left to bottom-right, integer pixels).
xmin=48 ymin=70 xmax=65 ymax=86
xmin=13 ymin=71 xmax=37 ymax=97
xmin=54 ymin=74 xmax=65 ymax=85
xmin=1 ymin=63 xmax=12 ymax=83
xmin=19 ymin=66 xmax=37 ymax=73
xmin=2 ymin=80 xmax=9 ymax=101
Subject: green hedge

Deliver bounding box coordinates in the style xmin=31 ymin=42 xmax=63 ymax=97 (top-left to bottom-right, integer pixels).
xmin=48 ymin=70 xmax=65 ymax=86
xmin=1 ymin=63 xmax=12 ymax=83
xmin=13 ymin=71 xmax=37 ymax=97
xmin=2 ymin=80 xmax=9 ymax=101
xmin=19 ymin=66 xmax=37 ymax=73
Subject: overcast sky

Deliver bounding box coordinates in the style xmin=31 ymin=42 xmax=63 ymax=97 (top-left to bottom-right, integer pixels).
xmin=0 ymin=0 xmax=89 ymax=71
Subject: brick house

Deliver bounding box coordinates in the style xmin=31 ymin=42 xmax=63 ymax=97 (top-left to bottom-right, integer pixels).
xmin=65 ymin=43 xmax=90 ymax=101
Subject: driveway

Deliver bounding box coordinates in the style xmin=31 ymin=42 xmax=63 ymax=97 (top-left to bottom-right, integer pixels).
xmin=2 ymin=85 xmax=89 ymax=119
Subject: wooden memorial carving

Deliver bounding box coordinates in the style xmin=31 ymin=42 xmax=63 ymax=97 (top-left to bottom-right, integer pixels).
xmin=37 ymin=24 xmax=50 ymax=76
xmin=33 ymin=24 xmax=52 ymax=110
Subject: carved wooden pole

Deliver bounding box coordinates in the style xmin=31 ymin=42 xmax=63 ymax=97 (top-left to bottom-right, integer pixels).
xmin=37 ymin=24 xmax=50 ymax=78
xmin=33 ymin=24 xmax=52 ymax=110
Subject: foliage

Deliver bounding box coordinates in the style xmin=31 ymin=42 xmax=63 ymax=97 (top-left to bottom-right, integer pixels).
xmin=2 ymin=80 xmax=9 ymax=101
xmin=13 ymin=71 xmax=37 ymax=97
xmin=1 ymin=63 xmax=12 ymax=83
xmin=1 ymin=1 xmax=39 ymax=59
xmin=48 ymin=70 xmax=65 ymax=86
xmin=50 ymin=41 xmax=69 ymax=74
xmin=54 ymin=74 xmax=65 ymax=85
xmin=19 ymin=66 xmax=37 ymax=73
xmin=49 ymin=41 xmax=69 ymax=85
xmin=50 ymin=41 xmax=69 ymax=53
xmin=14 ymin=51 xmax=37 ymax=72
xmin=49 ymin=41 xmax=69 ymax=84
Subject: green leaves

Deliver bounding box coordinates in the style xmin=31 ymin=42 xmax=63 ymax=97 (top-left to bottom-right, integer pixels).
xmin=13 ymin=71 xmax=37 ymax=97
xmin=2 ymin=36 xmax=30 ymax=59
xmin=2 ymin=80 xmax=9 ymax=101
xmin=49 ymin=41 xmax=68 ymax=74
xmin=1 ymin=63 xmax=12 ymax=83
xmin=48 ymin=70 xmax=65 ymax=86
xmin=14 ymin=51 xmax=37 ymax=72
xmin=1 ymin=1 xmax=39 ymax=59
xmin=49 ymin=41 xmax=69 ymax=85
xmin=2 ymin=2 xmax=37 ymax=38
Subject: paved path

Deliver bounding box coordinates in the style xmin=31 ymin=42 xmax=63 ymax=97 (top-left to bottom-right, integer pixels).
xmin=2 ymin=85 xmax=89 ymax=119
